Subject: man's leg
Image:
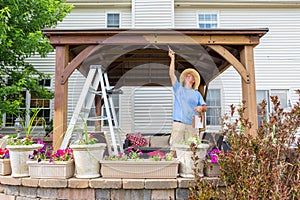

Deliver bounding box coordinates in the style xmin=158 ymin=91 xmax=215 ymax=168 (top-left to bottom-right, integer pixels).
xmin=170 ymin=122 xmax=185 ymax=157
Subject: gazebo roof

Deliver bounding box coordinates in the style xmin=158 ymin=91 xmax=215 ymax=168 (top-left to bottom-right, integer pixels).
xmin=43 ymin=28 xmax=268 ymax=88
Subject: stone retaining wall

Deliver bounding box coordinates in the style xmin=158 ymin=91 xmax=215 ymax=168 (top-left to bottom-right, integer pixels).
xmin=0 ymin=176 xmax=222 ymax=200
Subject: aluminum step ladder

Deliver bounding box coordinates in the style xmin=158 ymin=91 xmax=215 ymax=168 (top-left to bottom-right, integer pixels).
xmin=60 ymin=65 xmax=123 ymax=155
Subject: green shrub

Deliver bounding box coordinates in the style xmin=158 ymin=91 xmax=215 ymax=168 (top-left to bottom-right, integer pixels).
xmin=189 ymin=90 xmax=300 ymax=200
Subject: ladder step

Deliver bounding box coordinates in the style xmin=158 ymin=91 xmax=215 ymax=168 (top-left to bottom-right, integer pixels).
xmin=107 ymin=88 xmax=123 ymax=94
xmin=87 ymin=116 xmax=109 ymax=121
xmin=90 ymin=88 xmax=123 ymax=96
xmin=81 ymin=107 xmax=90 ymax=113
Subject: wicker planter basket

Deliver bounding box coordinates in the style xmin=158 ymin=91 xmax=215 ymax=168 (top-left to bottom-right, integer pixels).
xmin=100 ymin=160 xmax=179 ymax=178
xmin=27 ymin=160 xmax=75 ymax=179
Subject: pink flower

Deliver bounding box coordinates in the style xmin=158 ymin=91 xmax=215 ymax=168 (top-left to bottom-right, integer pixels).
xmin=206 ymin=148 xmax=221 ymax=163
xmin=211 ymin=155 xmax=218 ymax=163
xmin=147 ymin=150 xmax=165 ymax=161
xmin=148 ymin=150 xmax=165 ymax=157
xmin=128 ymin=147 xmax=133 ymax=153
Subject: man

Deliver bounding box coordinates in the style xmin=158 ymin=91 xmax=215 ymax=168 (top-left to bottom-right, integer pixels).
xmin=168 ymin=49 xmax=207 ymax=145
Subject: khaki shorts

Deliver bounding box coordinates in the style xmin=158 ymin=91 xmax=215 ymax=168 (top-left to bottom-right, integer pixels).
xmin=169 ymin=121 xmax=199 ymax=146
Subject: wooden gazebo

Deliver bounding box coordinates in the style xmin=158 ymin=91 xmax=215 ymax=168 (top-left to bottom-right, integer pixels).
xmin=42 ymin=28 xmax=268 ymax=149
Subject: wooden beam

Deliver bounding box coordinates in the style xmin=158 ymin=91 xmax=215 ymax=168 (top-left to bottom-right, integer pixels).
xmin=53 ymin=45 xmax=69 ymax=150
xmin=48 ymin=34 xmax=260 ymax=46
xmin=240 ymin=45 xmax=258 ymax=137
xmin=208 ymin=45 xmax=250 ymax=83
xmin=61 ymin=45 xmax=98 ymax=84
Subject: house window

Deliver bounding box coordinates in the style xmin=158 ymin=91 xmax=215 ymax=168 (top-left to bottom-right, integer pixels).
xmin=30 ymin=94 xmax=51 ymax=126
xmin=256 ymin=89 xmax=289 ymax=126
xmin=107 ymin=13 xmax=120 ymax=28
xmin=256 ymin=90 xmax=270 ymax=126
xmin=4 ymin=79 xmax=52 ymax=128
xmin=271 ymin=89 xmax=289 ymax=109
xmin=198 ymin=13 xmax=218 ymax=28
xmin=206 ymin=89 xmax=221 ymax=126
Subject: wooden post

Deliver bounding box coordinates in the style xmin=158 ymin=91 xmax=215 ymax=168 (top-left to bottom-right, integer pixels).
xmin=95 ymin=84 xmax=103 ymax=131
xmin=240 ymin=45 xmax=258 ymax=137
xmin=53 ymin=45 xmax=69 ymax=150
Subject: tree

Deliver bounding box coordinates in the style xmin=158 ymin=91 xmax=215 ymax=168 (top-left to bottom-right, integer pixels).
xmin=0 ymin=0 xmax=73 ymax=125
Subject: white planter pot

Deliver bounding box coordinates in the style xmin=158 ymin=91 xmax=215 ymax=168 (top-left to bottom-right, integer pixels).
xmin=27 ymin=160 xmax=75 ymax=179
xmin=204 ymin=160 xmax=221 ymax=177
xmin=100 ymin=160 xmax=179 ymax=178
xmin=70 ymin=143 xmax=106 ymax=178
xmin=0 ymin=159 xmax=12 ymax=175
xmin=174 ymin=143 xmax=209 ymax=178
xmin=6 ymin=144 xmax=43 ymax=177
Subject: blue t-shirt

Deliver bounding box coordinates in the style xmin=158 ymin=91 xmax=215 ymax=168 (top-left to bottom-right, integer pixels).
xmin=172 ymin=80 xmax=206 ymax=125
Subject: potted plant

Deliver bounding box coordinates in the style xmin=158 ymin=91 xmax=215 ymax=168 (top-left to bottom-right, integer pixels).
xmin=70 ymin=122 xmax=106 ymax=178
xmin=0 ymin=147 xmax=11 ymax=175
xmin=27 ymin=142 xmax=74 ymax=179
xmin=204 ymin=148 xmax=221 ymax=177
xmin=173 ymin=135 xmax=209 ymax=178
xmin=6 ymin=108 xmax=44 ymax=177
xmin=100 ymin=148 xmax=179 ymax=178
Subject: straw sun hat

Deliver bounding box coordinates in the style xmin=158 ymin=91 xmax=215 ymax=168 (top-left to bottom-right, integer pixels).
xmin=179 ymin=68 xmax=201 ymax=90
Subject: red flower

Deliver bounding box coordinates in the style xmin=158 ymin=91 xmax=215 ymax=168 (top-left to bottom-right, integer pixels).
xmin=0 ymin=148 xmax=9 ymax=159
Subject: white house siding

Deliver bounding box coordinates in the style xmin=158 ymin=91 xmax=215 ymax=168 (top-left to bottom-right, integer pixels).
xmin=220 ymin=8 xmax=300 ymax=106
xmin=67 ymin=70 xmax=86 ymax=124
xmin=57 ymin=8 xmax=132 ymax=29
xmin=132 ymin=86 xmax=173 ymax=134
xmin=133 ymin=0 xmax=174 ymax=28
xmin=25 ymin=53 xmax=56 ymax=75
xmin=118 ymin=87 xmax=134 ymax=134
xmin=174 ymin=6 xmax=300 ymax=116
xmin=174 ymin=9 xmax=197 ymax=28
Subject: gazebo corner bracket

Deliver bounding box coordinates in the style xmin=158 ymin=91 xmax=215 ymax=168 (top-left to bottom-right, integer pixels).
xmin=61 ymin=45 xmax=98 ymax=84
xmin=208 ymin=44 xmax=250 ymax=84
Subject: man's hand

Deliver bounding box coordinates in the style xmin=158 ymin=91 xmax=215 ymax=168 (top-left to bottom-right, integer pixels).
xmin=195 ymin=105 xmax=207 ymax=113
xmin=169 ymin=49 xmax=175 ymax=60
xmin=169 ymin=48 xmax=176 ymax=86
